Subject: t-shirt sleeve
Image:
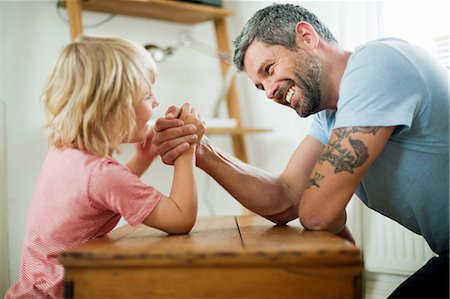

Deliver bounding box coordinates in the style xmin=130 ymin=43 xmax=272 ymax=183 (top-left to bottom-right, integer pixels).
xmin=87 ymin=158 xmax=163 ymax=226
xmin=308 ymin=110 xmax=334 ymax=145
xmin=335 ymin=41 xmax=424 ymax=135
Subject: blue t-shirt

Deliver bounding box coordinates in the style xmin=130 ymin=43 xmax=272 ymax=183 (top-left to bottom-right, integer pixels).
xmin=308 ymin=38 xmax=449 ymax=254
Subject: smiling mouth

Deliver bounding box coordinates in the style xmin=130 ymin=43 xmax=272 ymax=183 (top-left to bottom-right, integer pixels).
xmin=285 ymin=86 xmax=295 ymax=105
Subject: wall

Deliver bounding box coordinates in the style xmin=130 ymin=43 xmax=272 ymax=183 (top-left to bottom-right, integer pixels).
xmin=2 ymin=0 xmax=378 ymax=292
xmin=0 ymin=0 xmax=10 ymax=292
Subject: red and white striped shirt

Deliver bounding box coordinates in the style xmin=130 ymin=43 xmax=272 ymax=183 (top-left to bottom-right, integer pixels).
xmin=6 ymin=147 xmax=162 ymax=298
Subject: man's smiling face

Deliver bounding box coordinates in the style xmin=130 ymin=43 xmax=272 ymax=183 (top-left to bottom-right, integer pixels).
xmin=243 ymin=39 xmax=322 ymax=118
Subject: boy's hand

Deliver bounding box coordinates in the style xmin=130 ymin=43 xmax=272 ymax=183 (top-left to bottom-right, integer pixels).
xmin=179 ymin=103 xmax=206 ymax=140
xmin=126 ymin=127 xmax=158 ymax=177
xmin=135 ymin=127 xmax=158 ymax=163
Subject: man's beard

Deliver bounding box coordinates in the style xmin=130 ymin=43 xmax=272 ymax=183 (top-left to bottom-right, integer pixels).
xmin=291 ymin=48 xmax=322 ymax=117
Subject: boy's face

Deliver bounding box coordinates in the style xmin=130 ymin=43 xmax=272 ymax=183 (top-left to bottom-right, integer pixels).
xmin=131 ymin=92 xmax=159 ymax=143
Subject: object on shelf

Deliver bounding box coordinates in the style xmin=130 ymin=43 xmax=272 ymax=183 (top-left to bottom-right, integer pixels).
xmin=143 ymin=30 xmax=234 ymax=116
xmin=144 ymin=30 xmax=230 ymax=63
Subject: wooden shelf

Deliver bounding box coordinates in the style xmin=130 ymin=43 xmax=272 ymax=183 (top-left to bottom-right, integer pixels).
xmin=59 ymin=0 xmax=233 ymax=24
xmin=206 ymin=127 xmax=272 ymax=135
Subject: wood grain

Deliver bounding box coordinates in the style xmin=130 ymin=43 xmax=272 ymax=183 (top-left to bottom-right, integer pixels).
xmin=60 ymin=215 xmax=363 ymax=298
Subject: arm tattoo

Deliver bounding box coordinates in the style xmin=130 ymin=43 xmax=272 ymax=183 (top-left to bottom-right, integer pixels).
xmin=306 ymin=172 xmax=324 ymax=189
xmin=305 ymin=127 xmax=379 ymax=189
xmin=319 ymin=127 xmax=379 ymax=174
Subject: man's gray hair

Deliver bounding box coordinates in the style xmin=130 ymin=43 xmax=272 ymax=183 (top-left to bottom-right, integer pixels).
xmin=233 ymin=3 xmax=337 ymax=71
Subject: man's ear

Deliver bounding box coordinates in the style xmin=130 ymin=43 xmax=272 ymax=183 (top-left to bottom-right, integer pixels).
xmin=295 ymin=21 xmax=319 ymax=49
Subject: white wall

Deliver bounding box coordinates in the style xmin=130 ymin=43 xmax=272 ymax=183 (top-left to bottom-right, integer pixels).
xmin=0 ymin=1 xmax=10 ymax=292
xmin=1 ymin=0 xmax=377 ymax=292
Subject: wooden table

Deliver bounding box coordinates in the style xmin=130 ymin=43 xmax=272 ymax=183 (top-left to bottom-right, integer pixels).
xmin=59 ymin=215 xmax=363 ymax=298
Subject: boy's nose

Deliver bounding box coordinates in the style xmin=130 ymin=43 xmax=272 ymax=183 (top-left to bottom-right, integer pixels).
xmin=152 ymin=97 xmax=159 ymax=108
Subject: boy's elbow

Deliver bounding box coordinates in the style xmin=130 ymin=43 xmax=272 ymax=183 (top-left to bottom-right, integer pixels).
xmin=166 ymin=215 xmax=196 ymax=235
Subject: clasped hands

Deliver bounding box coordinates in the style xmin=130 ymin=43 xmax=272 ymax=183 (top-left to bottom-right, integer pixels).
xmin=153 ymin=104 xmax=206 ymax=164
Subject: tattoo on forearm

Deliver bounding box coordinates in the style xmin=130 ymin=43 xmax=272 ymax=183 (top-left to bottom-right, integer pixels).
xmin=306 ymin=172 xmax=324 ymax=189
xmin=319 ymin=127 xmax=379 ymax=174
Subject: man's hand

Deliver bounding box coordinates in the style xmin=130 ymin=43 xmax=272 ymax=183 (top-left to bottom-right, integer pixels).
xmin=153 ymin=105 xmax=199 ymax=165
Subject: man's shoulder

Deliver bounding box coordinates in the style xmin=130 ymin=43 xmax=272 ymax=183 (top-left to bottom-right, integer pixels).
xmin=355 ymin=37 xmax=409 ymax=51
xmin=351 ymin=37 xmax=412 ymax=63
xmin=344 ymin=37 xmax=423 ymax=82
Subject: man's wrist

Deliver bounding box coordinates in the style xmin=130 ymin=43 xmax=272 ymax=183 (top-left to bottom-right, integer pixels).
xmin=195 ymin=136 xmax=212 ymax=168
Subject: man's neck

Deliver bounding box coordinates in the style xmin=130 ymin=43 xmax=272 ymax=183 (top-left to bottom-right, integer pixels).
xmin=319 ymin=43 xmax=352 ymax=111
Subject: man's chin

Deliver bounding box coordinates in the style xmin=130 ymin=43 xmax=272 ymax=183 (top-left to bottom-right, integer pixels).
xmin=292 ymin=106 xmax=309 ymax=118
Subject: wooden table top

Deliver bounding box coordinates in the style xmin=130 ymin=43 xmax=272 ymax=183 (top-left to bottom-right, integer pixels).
xmin=59 ymin=214 xmax=361 ymax=268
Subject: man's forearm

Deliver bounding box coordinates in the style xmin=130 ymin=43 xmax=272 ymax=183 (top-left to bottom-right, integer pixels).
xmin=336 ymin=225 xmax=355 ymax=244
xmin=197 ymin=137 xmax=298 ymax=224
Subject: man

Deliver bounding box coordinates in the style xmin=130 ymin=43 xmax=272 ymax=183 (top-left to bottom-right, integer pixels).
xmin=153 ymin=3 xmax=449 ymax=298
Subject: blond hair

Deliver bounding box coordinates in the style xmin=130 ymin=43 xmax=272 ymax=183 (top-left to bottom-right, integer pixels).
xmin=42 ymin=35 xmax=156 ymax=157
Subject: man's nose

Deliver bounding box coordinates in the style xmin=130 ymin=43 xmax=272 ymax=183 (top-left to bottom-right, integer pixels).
xmin=264 ymin=82 xmax=279 ymax=100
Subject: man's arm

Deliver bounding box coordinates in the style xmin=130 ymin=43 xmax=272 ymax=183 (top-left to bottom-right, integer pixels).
xmin=196 ymin=135 xmax=325 ymax=224
xmin=154 ymin=106 xmax=324 ymax=224
xmin=299 ymin=126 xmax=394 ymax=233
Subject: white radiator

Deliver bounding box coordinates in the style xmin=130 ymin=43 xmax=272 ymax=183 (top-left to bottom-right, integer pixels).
xmin=362 ymin=206 xmax=435 ymax=275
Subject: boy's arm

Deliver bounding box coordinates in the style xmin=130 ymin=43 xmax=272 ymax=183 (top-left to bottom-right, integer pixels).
xmin=126 ymin=128 xmax=158 ymax=177
xmin=143 ymin=146 xmax=197 ymax=234
xmin=142 ymin=104 xmax=203 ymax=234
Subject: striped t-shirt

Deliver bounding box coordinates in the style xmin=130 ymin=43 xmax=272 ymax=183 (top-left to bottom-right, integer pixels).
xmin=6 ymin=147 xmax=162 ymax=298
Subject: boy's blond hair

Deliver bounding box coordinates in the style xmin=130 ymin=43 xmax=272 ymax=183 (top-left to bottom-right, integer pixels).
xmin=42 ymin=35 xmax=156 ymax=157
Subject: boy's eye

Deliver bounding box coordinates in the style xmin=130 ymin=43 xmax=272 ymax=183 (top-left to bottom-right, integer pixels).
xmin=265 ymin=64 xmax=272 ymax=74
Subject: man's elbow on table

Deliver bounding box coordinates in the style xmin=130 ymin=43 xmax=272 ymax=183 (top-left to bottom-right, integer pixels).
xmin=299 ymin=205 xmax=339 ymax=233
xmin=299 ymin=210 xmax=326 ymax=231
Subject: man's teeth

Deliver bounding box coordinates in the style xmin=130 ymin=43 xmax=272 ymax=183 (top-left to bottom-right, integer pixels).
xmin=285 ymin=87 xmax=295 ymax=104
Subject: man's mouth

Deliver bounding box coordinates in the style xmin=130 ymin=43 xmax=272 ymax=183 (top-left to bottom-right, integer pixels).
xmin=285 ymin=86 xmax=295 ymax=104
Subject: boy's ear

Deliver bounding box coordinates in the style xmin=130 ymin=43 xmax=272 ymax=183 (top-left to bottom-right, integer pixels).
xmin=294 ymin=21 xmax=320 ymax=50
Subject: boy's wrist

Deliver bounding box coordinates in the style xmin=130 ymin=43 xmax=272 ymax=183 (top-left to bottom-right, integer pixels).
xmin=183 ymin=145 xmax=196 ymax=155
xmin=176 ymin=144 xmax=195 ymax=162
